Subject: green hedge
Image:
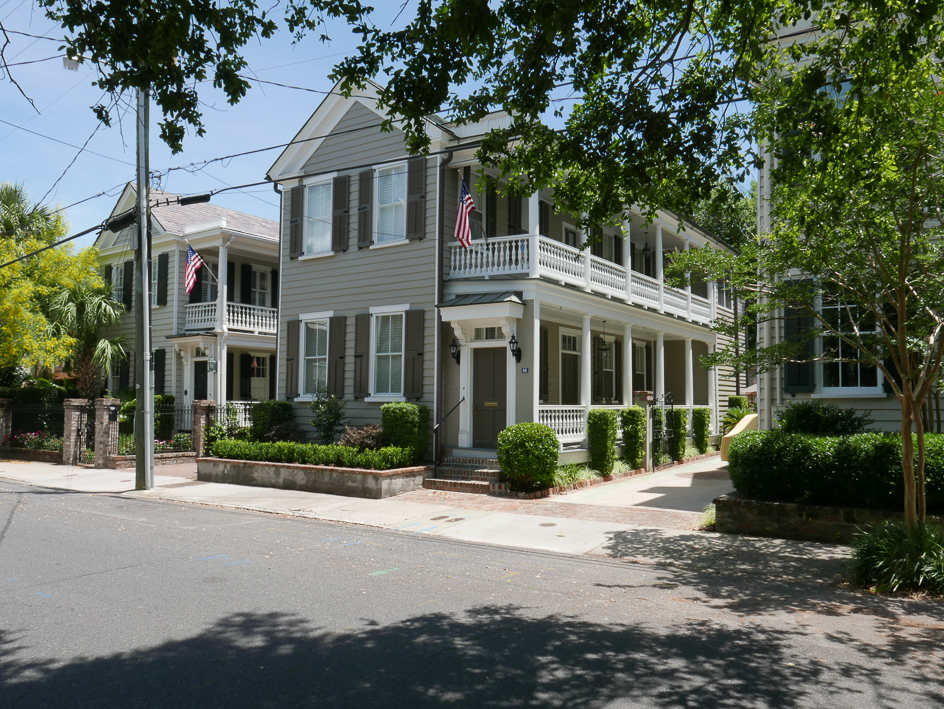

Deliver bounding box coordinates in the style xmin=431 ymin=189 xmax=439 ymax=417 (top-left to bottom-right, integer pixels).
xmin=619 ymin=406 xmax=646 ymax=469
xmin=496 ymin=422 xmax=559 ymax=491
xmin=118 ymin=395 xmax=176 ymax=438
xmin=0 ymin=382 xmax=66 ymax=407
xmin=728 ymin=396 xmax=749 ymax=410
xmin=381 ymin=402 xmax=430 ymax=463
xmin=207 ymin=439 xmax=414 ymax=470
xmin=727 ymin=430 xmax=944 ymax=511
xmin=692 ymin=407 xmax=711 ymax=454
xmin=249 ymin=400 xmax=294 ymax=441
xmin=587 ymin=409 xmax=617 ymax=476
xmin=670 ymin=408 xmax=689 ymax=461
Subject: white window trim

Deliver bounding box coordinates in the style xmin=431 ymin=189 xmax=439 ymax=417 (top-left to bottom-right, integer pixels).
xmin=369 ymin=308 xmax=407 ymax=400
xmin=250 ymin=266 xmax=270 ymax=308
xmin=373 ymin=161 xmax=408 ymax=245
xmin=561 ymin=222 xmax=581 ymax=249
xmin=812 ymin=292 xmax=886 ymax=398
xmin=303 ymin=175 xmax=335 ymax=256
xmin=296 ymin=314 xmax=332 ymax=401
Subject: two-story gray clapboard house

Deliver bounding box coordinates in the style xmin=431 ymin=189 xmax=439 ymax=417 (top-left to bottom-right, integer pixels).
xmin=96 ymin=184 xmax=280 ymax=411
xmin=267 ymin=81 xmax=743 ymax=461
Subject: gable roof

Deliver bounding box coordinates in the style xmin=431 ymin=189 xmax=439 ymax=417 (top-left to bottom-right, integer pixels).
xmin=149 ymin=189 xmax=278 ymax=239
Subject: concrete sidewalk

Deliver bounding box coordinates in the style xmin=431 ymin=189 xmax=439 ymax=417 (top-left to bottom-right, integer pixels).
xmin=0 ymin=455 xmax=851 ymax=583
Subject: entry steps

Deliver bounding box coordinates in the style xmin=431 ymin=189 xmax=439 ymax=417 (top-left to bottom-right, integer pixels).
xmin=423 ymin=456 xmax=506 ymax=494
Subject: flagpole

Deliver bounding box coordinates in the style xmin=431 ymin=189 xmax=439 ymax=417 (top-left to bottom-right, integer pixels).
xmin=184 ymin=239 xmax=220 ymax=283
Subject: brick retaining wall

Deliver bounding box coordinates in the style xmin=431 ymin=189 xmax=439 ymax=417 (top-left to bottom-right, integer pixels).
xmin=106 ymin=452 xmax=197 ymax=469
xmin=0 ymin=449 xmax=63 ymax=464
xmin=714 ymin=492 xmax=944 ymax=544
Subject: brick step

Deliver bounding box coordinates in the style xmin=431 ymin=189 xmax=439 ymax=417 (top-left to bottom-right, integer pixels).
xmin=441 ymin=457 xmax=501 ymax=470
xmin=435 ymin=467 xmax=501 ymax=482
xmin=423 ymin=478 xmax=493 ymax=494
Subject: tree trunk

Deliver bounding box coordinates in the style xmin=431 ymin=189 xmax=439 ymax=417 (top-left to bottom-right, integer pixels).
xmin=74 ymin=351 xmax=98 ymax=401
xmin=914 ymin=405 xmax=927 ymax=524
xmin=901 ymin=396 xmax=918 ymax=533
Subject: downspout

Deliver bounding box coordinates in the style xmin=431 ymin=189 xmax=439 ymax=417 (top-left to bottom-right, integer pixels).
xmin=434 ymin=150 xmax=454 ymax=465
xmin=272 ymin=180 xmax=283 ymax=405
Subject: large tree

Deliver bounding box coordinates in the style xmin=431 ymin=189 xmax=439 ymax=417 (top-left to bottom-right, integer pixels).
xmin=671 ymin=8 xmax=944 ymax=533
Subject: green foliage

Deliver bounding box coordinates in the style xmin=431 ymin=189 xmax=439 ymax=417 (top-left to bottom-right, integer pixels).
xmin=700 ymin=503 xmax=717 ymax=531
xmin=587 ymin=408 xmax=617 ymax=476
xmin=496 ymin=423 xmax=559 ymax=492
xmin=727 ymin=396 xmax=749 ymax=410
xmin=721 ymin=406 xmax=753 ymax=436
xmin=339 ymin=425 xmax=384 ymax=451
xmin=670 ymin=409 xmax=689 ymax=461
xmin=727 ymin=431 xmax=944 ymax=511
xmin=0 ymin=381 xmax=66 ymax=407
xmin=249 ymin=400 xmax=293 ymax=441
xmin=380 ymin=403 xmax=429 ymax=463
xmin=619 ymin=406 xmax=646 ymax=469
xmin=207 ymin=439 xmax=413 ymax=471
xmin=553 ymin=463 xmax=602 ymax=488
xmin=308 ymin=388 xmax=348 ymax=445
xmin=692 ymin=407 xmax=711 ymax=454
xmin=265 ymin=422 xmax=306 ymax=443
xmin=851 ymin=521 xmax=944 ymax=595
xmin=777 ymin=401 xmax=873 ymax=436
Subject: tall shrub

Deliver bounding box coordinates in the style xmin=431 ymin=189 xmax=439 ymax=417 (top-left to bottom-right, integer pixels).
xmin=496 ymin=422 xmax=559 ymax=491
xmin=651 ymin=406 xmax=665 ymax=464
xmin=587 ymin=409 xmax=617 ymax=476
xmin=728 ymin=395 xmax=749 ymax=411
xmin=619 ymin=406 xmax=646 ymax=470
xmin=308 ymin=387 xmax=348 ymax=444
xmin=776 ymin=400 xmax=873 ymax=436
xmin=250 ymin=400 xmax=293 ymax=441
xmin=670 ymin=408 xmax=689 ymax=461
xmin=381 ymin=402 xmax=430 ymax=463
xmin=692 ymin=407 xmax=711 ymax=454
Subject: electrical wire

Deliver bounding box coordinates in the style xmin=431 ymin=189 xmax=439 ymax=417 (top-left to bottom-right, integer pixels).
xmin=0 ymin=117 xmax=136 ymax=166
xmin=0 ymin=221 xmax=103 ymax=270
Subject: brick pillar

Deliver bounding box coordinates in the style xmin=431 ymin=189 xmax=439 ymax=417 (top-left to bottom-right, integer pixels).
xmin=62 ymin=399 xmax=90 ymax=465
xmin=0 ymin=399 xmax=11 ymax=449
xmin=94 ymin=398 xmax=120 ymax=468
xmin=192 ymin=400 xmax=216 ymax=458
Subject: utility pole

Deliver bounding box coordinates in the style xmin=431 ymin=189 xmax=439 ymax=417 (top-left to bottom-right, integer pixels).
xmin=134 ymin=88 xmax=154 ymax=490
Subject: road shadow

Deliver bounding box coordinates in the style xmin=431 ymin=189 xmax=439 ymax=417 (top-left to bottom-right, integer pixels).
xmin=2 ymin=605 xmax=940 ymax=708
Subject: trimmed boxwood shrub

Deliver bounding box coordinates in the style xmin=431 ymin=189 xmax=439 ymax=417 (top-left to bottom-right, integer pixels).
xmin=727 ymin=430 xmax=944 ymax=511
xmin=207 ymin=439 xmax=413 ymax=470
xmin=496 ymin=422 xmax=559 ymax=491
xmin=619 ymin=406 xmax=646 ymax=470
xmin=728 ymin=395 xmax=749 ymax=411
xmin=119 ymin=395 xmax=176 ymax=439
xmin=381 ymin=402 xmax=430 ymax=463
xmin=670 ymin=408 xmax=689 ymax=461
xmin=250 ymin=400 xmax=294 ymax=441
xmin=692 ymin=407 xmax=711 ymax=454
xmin=587 ymin=409 xmax=617 ymax=476
xmin=776 ymin=400 xmax=873 ymax=436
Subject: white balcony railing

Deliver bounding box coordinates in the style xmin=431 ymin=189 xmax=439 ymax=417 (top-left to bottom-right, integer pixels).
xmin=538 ymin=404 xmax=627 ymax=446
xmin=449 ymin=235 xmax=729 ymax=325
xmin=184 ymin=302 xmax=277 ymax=335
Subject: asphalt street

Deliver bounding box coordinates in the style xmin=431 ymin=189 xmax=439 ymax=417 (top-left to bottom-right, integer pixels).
xmin=1 ymin=478 xmax=941 ymax=708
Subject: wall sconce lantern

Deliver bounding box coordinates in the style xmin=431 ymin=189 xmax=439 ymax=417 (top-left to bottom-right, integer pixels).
xmin=449 ymin=337 xmax=461 ymax=365
xmin=207 ymin=356 xmax=218 ymax=372
xmin=641 ymin=229 xmax=651 ymax=263
xmin=508 ymin=334 xmax=522 ymax=363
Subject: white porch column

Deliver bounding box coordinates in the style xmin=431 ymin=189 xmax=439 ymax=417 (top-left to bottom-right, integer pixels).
xmin=182 ymin=351 xmax=192 ymax=407
xmin=684 ymin=337 xmax=694 ymax=424
xmin=623 ymin=219 xmax=633 ymax=305
xmin=528 ymin=192 xmax=541 ymax=278
xmin=503 ymin=323 xmax=517 ymax=429
xmin=451 ymin=324 xmax=472 ymax=447
xmin=708 ymin=341 xmax=718 ymax=434
xmin=623 ymin=323 xmax=633 ymax=405
xmin=655 ymin=224 xmax=665 ymax=312
xmin=582 ymin=249 xmax=593 ymax=292
xmin=684 ymin=238 xmax=692 ymax=321
xmin=581 ymin=314 xmax=592 ymax=410
xmin=533 ymin=297 xmax=541 ymax=423
xmin=217 ymin=240 xmax=230 ymax=333
xmin=217 ymin=333 xmax=228 ymax=409
xmin=710 ymin=280 xmax=718 ymax=322
xmin=655 ymin=330 xmax=665 ymax=399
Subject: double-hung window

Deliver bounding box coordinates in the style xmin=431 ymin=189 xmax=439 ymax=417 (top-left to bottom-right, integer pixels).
xmin=373 ymin=312 xmax=404 ymax=395
xmin=303 ymin=319 xmax=329 ymax=395
xmin=819 ymin=290 xmax=880 ymax=393
xmin=376 ymin=164 xmax=406 ymax=243
xmin=201 ymin=261 xmax=219 ymax=303
xmin=251 ymin=269 xmax=268 ymax=307
xmin=111 ymin=264 xmax=125 ymax=302
xmin=305 ymin=180 xmax=333 ymax=254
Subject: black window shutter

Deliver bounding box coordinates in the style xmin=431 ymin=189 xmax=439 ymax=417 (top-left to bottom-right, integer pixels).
xmin=592 ymin=335 xmax=602 ymax=400
xmin=539 ymin=201 xmax=550 ymax=237
xmin=327 ymin=315 xmax=346 ymax=397
xmin=226 ymin=351 xmax=234 ymax=401
xmin=353 ymin=313 xmax=370 ymax=398
xmin=156 ymin=253 xmax=168 ymax=306
xmin=285 ymin=319 xmax=299 ymax=399
xmin=357 ymin=170 xmax=372 ymax=249
xmin=540 ymin=326 xmax=549 ymax=400
xmin=270 ymin=269 xmax=278 ymax=310
xmin=613 ymin=236 xmax=623 ymax=266
xmin=240 ymin=263 xmax=252 ymax=304
xmin=486 ymin=188 xmax=497 ymax=238
xmin=119 ymin=359 xmax=130 ymax=391
xmin=122 ymin=260 xmax=134 ymax=309
xmin=240 ymin=353 xmax=252 ymax=399
xmin=332 ymin=175 xmax=350 ymax=252
xmin=591 ymin=228 xmax=603 ymax=257
xmin=268 ymin=355 xmax=276 ymax=400
xmin=153 ymin=348 xmax=166 ymax=395
xmin=615 ymin=339 xmax=623 ymax=404
xmin=403 ymin=309 xmax=425 ymax=399
xmin=104 ymin=264 xmax=112 ymax=286
xmin=227 ymin=261 xmax=236 ymax=302
xmin=631 ymin=244 xmax=637 ymax=272
xmin=508 ymin=195 xmax=522 ymax=235
xmin=784 ymin=303 xmax=815 ymax=394
xmin=190 ymin=265 xmax=203 ymax=304
xmin=406 ymin=157 xmax=426 ymax=241
xmin=289 ymin=186 xmax=304 ymax=258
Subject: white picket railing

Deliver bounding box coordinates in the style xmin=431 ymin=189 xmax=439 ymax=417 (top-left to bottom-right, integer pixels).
xmin=184 ymin=302 xmax=277 ymax=335
xmin=538 ymin=404 xmax=627 ymax=446
xmin=449 ymin=235 xmax=719 ymax=324
xmin=184 ymin=302 xmax=217 ymax=331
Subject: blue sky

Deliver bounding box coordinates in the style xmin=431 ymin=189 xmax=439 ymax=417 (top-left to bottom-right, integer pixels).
xmin=0 ymin=2 xmax=408 ymax=249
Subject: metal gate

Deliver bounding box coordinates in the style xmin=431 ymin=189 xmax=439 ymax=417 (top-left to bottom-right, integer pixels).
xmin=652 ymin=392 xmax=674 ymax=467
xmin=74 ymin=402 xmax=96 ymax=466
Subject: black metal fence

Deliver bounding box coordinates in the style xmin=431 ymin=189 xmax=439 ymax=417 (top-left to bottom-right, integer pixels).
xmin=74 ymin=402 xmax=95 ymax=465
xmin=112 ymin=404 xmax=197 ymax=455
xmin=5 ymin=404 xmax=65 ymax=452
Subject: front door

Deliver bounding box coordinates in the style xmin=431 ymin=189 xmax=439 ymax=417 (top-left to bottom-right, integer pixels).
xmin=561 ymin=353 xmax=579 ymax=404
xmin=472 ymin=348 xmax=507 ymax=448
xmin=194 ymin=361 xmax=208 ymax=400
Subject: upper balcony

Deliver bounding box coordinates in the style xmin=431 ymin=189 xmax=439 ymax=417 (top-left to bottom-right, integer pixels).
xmin=448 ymin=235 xmax=728 ymax=325
xmin=184 ymin=302 xmax=277 ymax=335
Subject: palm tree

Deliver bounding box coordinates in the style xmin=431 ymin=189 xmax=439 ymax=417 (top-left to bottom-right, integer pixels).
xmin=47 ymin=284 xmax=127 ymax=400
xmin=0 ymin=182 xmax=61 ymax=243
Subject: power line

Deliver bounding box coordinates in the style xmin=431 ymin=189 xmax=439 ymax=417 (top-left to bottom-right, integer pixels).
xmin=39 ymin=121 xmax=103 ymax=206
xmin=0 ymin=221 xmax=103 ymax=270
xmin=0 ymin=117 xmax=136 ymax=167
xmin=0 ymin=27 xmax=63 ymax=42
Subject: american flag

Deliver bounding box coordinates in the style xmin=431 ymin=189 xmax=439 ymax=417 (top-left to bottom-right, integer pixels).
xmin=185 ymin=244 xmax=204 ymax=294
xmin=454 ymin=179 xmax=475 ymax=248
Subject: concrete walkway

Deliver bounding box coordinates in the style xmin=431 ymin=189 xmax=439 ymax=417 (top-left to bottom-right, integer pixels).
xmin=0 ymin=455 xmax=852 ymax=583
